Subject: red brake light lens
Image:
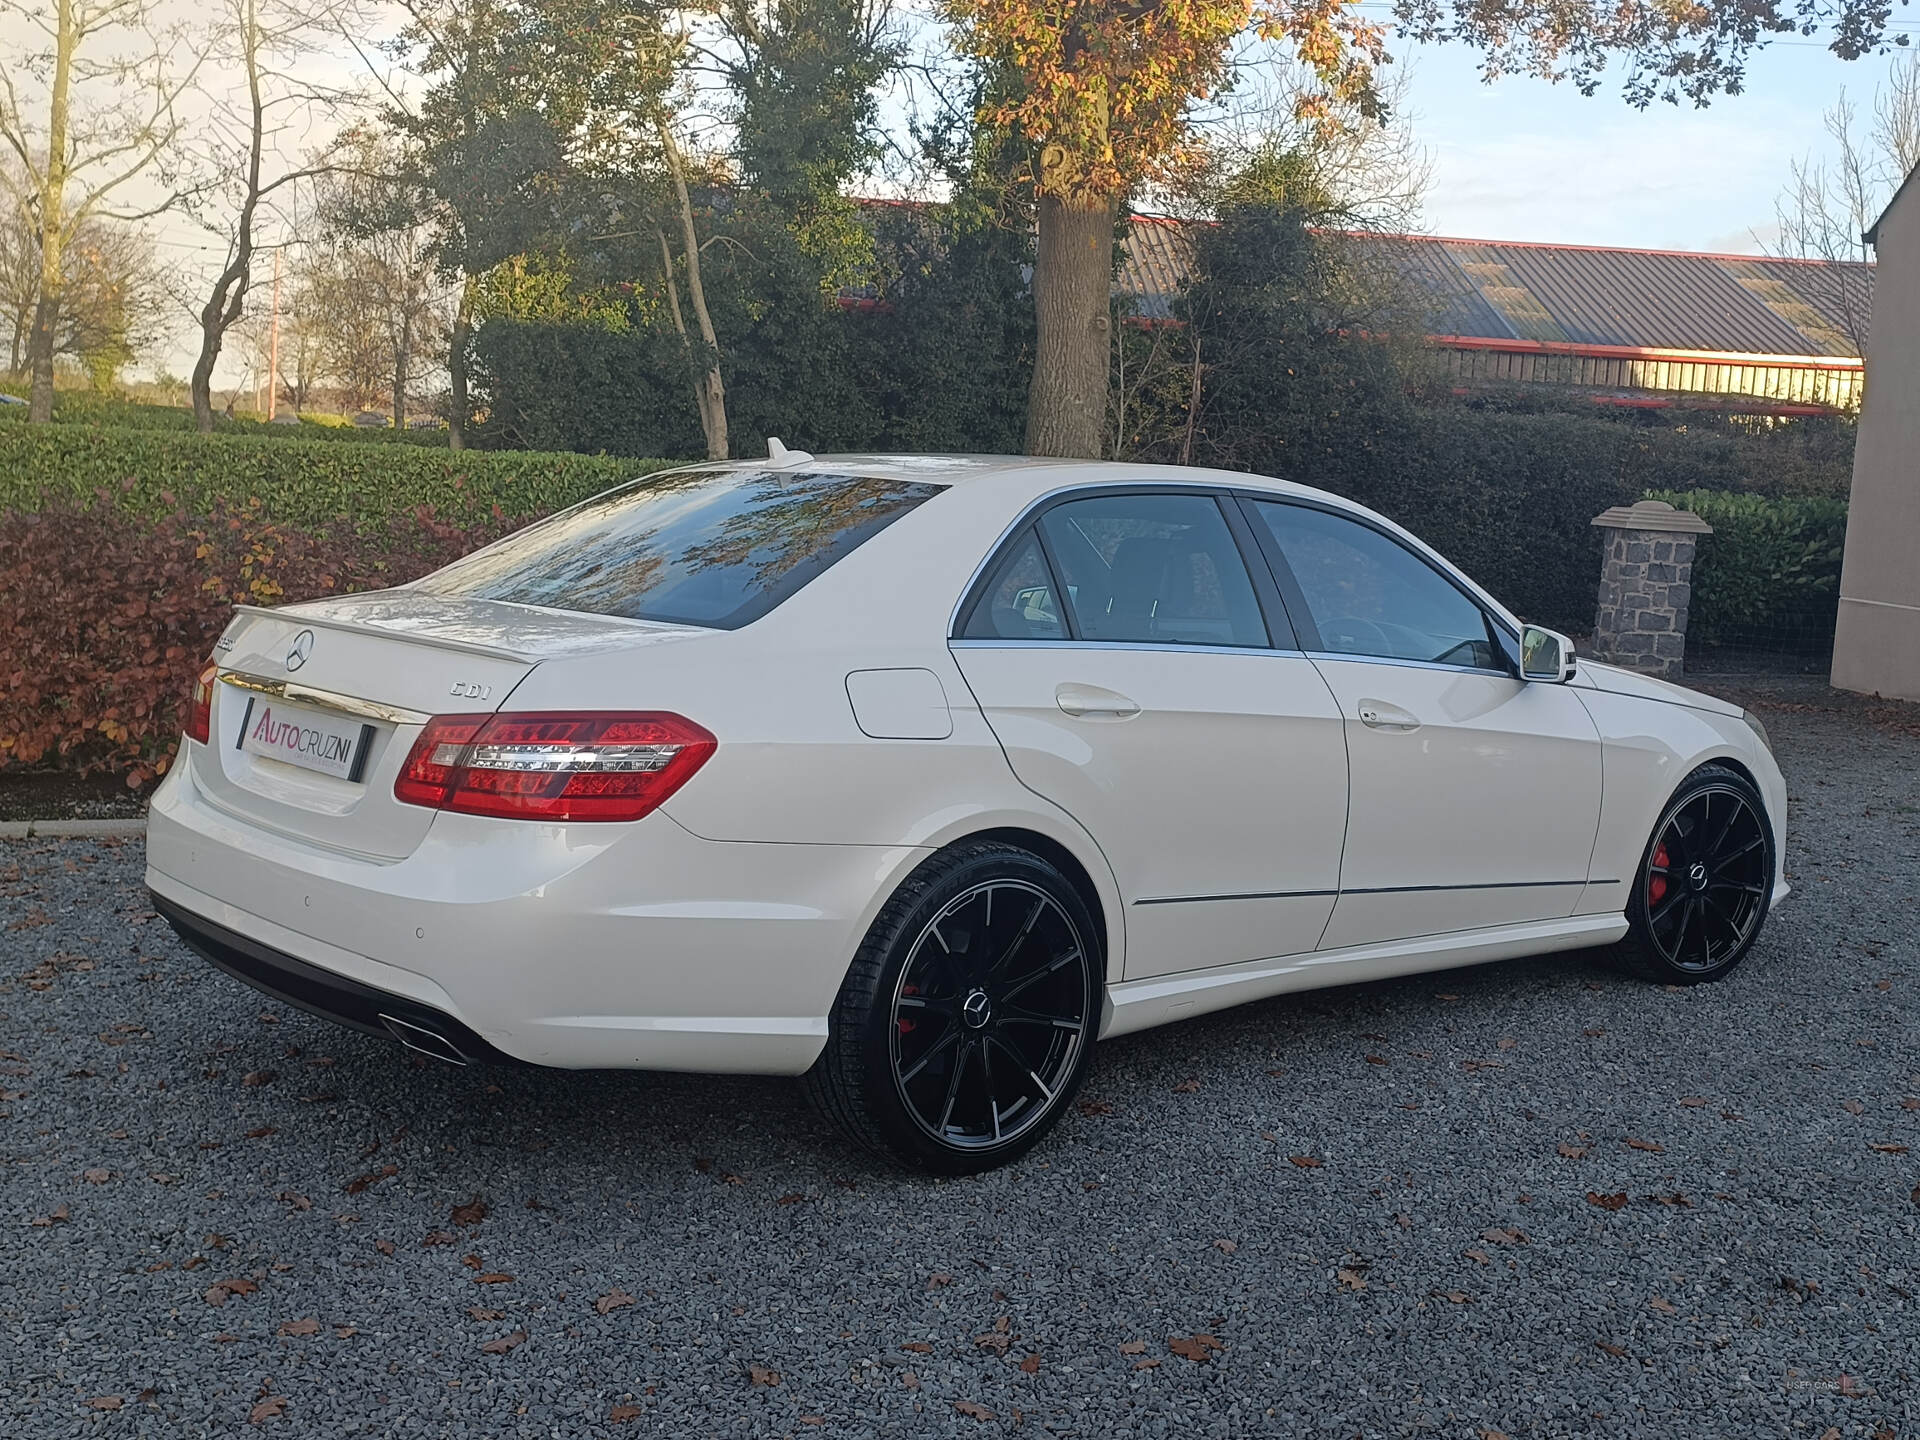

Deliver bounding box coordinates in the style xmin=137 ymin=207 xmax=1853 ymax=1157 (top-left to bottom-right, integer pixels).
xmin=394 ymin=712 xmax=716 ymax=822
xmin=186 ymin=663 xmax=218 ymax=746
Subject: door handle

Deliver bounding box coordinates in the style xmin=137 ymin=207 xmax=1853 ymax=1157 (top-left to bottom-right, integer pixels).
xmin=1056 ymin=684 xmax=1140 ymax=718
xmin=1357 ymin=699 xmax=1421 ymax=731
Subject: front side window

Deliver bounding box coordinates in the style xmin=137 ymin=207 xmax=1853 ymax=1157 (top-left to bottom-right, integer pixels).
xmin=1037 ymin=493 xmax=1268 ymax=648
xmin=415 ymin=469 xmax=942 ymax=629
xmin=1250 ymin=501 xmax=1500 ymax=669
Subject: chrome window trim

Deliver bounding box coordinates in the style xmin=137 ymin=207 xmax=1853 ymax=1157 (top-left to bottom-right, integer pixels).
xmin=1300 ymin=649 xmax=1515 ymax=679
xmin=950 ymin=638 xmax=1304 ymax=658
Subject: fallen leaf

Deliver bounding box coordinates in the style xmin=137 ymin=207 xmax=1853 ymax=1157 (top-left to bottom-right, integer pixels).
xmin=1843 ymin=1099 xmax=1865 ymax=1116
xmin=480 ymin=1330 xmax=526 ymax=1355
xmin=1496 ymin=1037 xmax=1516 ymax=1050
xmin=954 ymin=1400 xmax=995 ymax=1421
xmin=242 ymin=1071 xmax=276 ymax=1087
xmin=1118 ymin=1340 xmax=1147 ymax=1355
xmin=1480 ymin=1430 xmax=1510 ymax=1440
xmin=29 ymin=1202 xmax=70 ymax=1227
xmin=1868 ymin=1142 xmax=1910 ymax=1154
xmin=468 ymin=1307 xmax=504 ymax=1321
xmin=245 ymin=1125 xmax=276 ymax=1139
xmin=1481 ymin=1227 xmax=1528 ymax=1246
xmin=450 ymin=1196 xmax=488 ymax=1226
xmin=1168 ymin=1333 xmax=1223 ymax=1362
xmin=974 ymin=1331 xmax=1012 ymax=1354
xmin=747 ymin=1364 xmax=780 ymax=1387
xmin=83 ymin=1168 xmax=111 ymax=1184
xmin=1625 ymin=1138 xmax=1664 ymax=1153
xmin=1586 ymin=1191 xmax=1629 ymax=1211
xmin=248 ymin=1395 xmax=287 ymax=1423
xmin=1583 ymin=1027 xmax=1605 ymax=1038
xmin=609 ymin=1405 xmax=643 ymax=1423
xmin=1465 ymin=1248 xmax=1490 ymax=1265
xmin=1133 ymin=1357 xmax=1161 ymax=1370
xmin=87 ymin=1397 xmax=123 ymax=1411
xmin=1076 ymin=1098 xmax=1113 ymax=1116
xmin=927 ymin=1272 xmax=953 ymax=1288
xmin=333 ymin=1326 xmax=357 ymax=1338
xmin=1678 ymin=1096 xmax=1708 ymax=1107
xmin=1336 ymin=1267 xmax=1368 ymax=1291
xmin=1596 ymin=1340 xmax=1627 ymax=1358
xmin=1019 ymin=1352 xmax=1040 ymax=1374
xmin=1652 ymin=1192 xmax=1693 ymax=1207
xmin=277 ymin=1318 xmax=320 ymax=1337
xmin=373 ymin=1239 xmax=395 ymax=1257
xmin=1289 ymin=1155 xmax=1323 ymax=1169
xmin=203 ymin=1277 xmax=258 ymax=1306
xmin=596 ymin=1289 xmax=635 ymax=1316
xmin=1172 ymin=1078 xmax=1201 ymax=1093
xmin=900 ymin=1341 xmax=932 ymax=1354
xmin=421 ymin=1230 xmax=456 ymax=1247
xmin=473 ymin=1273 xmax=514 ymax=1285
xmin=1213 ymin=1238 xmax=1238 ymax=1254
xmin=278 ymin=1192 xmax=311 ymax=1211
xmin=1647 ymin=1296 xmax=1677 ymax=1315
xmin=777 ymin=1192 xmax=805 ymax=1205
xmin=1364 ymin=1054 xmax=1389 ymax=1065
xmin=901 ymin=1370 xmax=920 ymax=1390
xmin=1435 ymin=1290 xmax=1472 ymax=1305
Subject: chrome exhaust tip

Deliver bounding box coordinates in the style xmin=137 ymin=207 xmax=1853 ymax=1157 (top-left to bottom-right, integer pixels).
xmin=378 ymin=1013 xmax=470 ymax=1067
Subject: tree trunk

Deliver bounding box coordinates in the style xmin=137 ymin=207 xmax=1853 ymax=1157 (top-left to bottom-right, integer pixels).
xmin=1025 ymin=190 xmax=1118 ymax=458
xmin=657 ymin=116 xmax=728 ymax=461
xmin=191 ymin=0 xmax=265 ymax=433
xmin=447 ymin=275 xmax=475 ymax=450
xmin=392 ymin=327 xmax=409 ymax=431
xmin=28 ymin=0 xmax=76 ymax=423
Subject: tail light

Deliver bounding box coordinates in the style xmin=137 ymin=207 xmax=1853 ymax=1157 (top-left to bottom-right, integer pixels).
xmin=394 ymin=712 xmax=716 ymax=822
xmin=186 ymin=663 xmax=217 ymax=745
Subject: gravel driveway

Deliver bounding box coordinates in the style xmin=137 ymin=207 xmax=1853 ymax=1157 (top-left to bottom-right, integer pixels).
xmin=4 ymin=677 xmax=1917 ymax=1439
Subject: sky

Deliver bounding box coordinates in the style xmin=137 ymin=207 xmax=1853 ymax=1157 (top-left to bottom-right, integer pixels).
xmin=1395 ymin=36 xmax=1910 ymax=254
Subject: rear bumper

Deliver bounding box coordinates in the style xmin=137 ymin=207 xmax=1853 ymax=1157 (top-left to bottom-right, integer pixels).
xmin=145 ymin=760 xmax=926 ymax=1074
xmin=152 ymin=891 xmax=519 ymax=1066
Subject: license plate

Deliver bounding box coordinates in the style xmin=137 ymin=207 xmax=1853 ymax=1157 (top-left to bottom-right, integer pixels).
xmin=236 ymin=695 xmax=375 ymax=782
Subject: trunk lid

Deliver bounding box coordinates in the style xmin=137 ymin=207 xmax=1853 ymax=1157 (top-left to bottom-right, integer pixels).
xmin=194 ymin=589 xmax=705 ymax=859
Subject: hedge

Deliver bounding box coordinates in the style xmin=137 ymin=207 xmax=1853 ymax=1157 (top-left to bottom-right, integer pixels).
xmin=0 ymin=424 xmax=681 ymax=529
xmin=0 ymin=497 xmax=523 ymax=787
xmin=1644 ymin=488 xmax=1849 ymax=651
xmin=0 ymin=388 xmax=454 ymax=443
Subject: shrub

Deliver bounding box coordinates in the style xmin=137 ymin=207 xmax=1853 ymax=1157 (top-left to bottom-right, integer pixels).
xmin=0 ymin=424 xmax=679 ymax=529
xmin=1644 ymin=488 xmax=1849 ymax=651
xmin=0 ymin=496 xmax=527 ymax=788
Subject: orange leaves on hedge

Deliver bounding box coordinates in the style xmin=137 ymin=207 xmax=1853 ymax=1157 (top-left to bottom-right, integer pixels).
xmin=0 ymin=495 xmax=518 ymax=789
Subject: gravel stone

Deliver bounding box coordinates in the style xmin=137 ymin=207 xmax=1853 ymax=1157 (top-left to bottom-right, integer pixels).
xmin=1 ymin=675 xmax=1916 ymax=1437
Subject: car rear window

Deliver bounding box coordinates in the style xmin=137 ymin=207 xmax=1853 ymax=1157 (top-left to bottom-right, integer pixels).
xmin=414 ymin=468 xmax=942 ymax=629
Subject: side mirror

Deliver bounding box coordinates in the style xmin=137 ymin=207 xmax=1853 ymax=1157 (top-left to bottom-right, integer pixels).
xmin=1520 ymin=624 xmax=1578 ymax=684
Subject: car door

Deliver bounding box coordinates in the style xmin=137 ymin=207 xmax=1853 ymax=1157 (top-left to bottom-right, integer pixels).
xmin=950 ymin=487 xmax=1350 ymax=980
xmin=1240 ymin=497 xmax=1605 ymax=952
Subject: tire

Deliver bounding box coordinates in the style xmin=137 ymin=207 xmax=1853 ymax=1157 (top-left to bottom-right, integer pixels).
xmin=804 ymin=841 xmax=1101 ymax=1174
xmin=1613 ymin=762 xmax=1775 ymax=984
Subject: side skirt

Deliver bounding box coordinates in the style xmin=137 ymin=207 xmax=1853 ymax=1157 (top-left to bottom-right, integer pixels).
xmin=1099 ymin=913 xmax=1629 ymax=1039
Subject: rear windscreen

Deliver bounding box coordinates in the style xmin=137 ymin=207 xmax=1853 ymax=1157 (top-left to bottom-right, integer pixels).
xmin=413 ymin=469 xmax=943 ymax=629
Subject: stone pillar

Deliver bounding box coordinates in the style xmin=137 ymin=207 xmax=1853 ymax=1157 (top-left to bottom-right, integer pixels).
xmin=1589 ymin=500 xmax=1712 ymax=678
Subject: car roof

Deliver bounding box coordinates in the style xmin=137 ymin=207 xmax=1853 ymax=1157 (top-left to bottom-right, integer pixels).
xmin=711 ymin=452 xmax=1328 ymax=504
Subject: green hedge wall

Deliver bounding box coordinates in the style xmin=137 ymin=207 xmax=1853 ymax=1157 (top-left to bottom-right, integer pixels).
xmin=0 ymin=424 xmax=681 ymax=529
xmin=1644 ymin=488 xmax=1849 ymax=651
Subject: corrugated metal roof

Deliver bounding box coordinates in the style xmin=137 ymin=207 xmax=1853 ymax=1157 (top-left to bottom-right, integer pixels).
xmin=1116 ymin=221 xmax=1873 ymax=359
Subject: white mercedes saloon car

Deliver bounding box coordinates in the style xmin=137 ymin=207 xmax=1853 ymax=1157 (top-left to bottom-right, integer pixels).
xmin=148 ymin=452 xmax=1788 ymax=1172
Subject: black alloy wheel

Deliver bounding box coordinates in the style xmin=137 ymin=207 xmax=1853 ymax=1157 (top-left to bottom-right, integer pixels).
xmin=1618 ymin=763 xmax=1774 ymax=983
xmin=806 ymin=843 xmax=1100 ymax=1172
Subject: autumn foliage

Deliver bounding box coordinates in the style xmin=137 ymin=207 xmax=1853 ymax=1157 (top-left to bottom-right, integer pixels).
xmin=0 ymin=492 xmax=522 ymax=789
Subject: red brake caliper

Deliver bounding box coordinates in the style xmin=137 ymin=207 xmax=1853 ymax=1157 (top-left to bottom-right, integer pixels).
xmin=1649 ymin=844 xmax=1669 ymax=905
xmin=898 ymin=984 xmax=917 ymax=1035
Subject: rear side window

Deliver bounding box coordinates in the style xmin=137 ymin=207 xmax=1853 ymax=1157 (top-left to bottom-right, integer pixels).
xmin=415 ymin=469 xmax=942 ymax=629
xmin=1039 ymin=493 xmax=1268 ymax=648
xmin=961 ymin=529 xmax=1065 ymax=640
